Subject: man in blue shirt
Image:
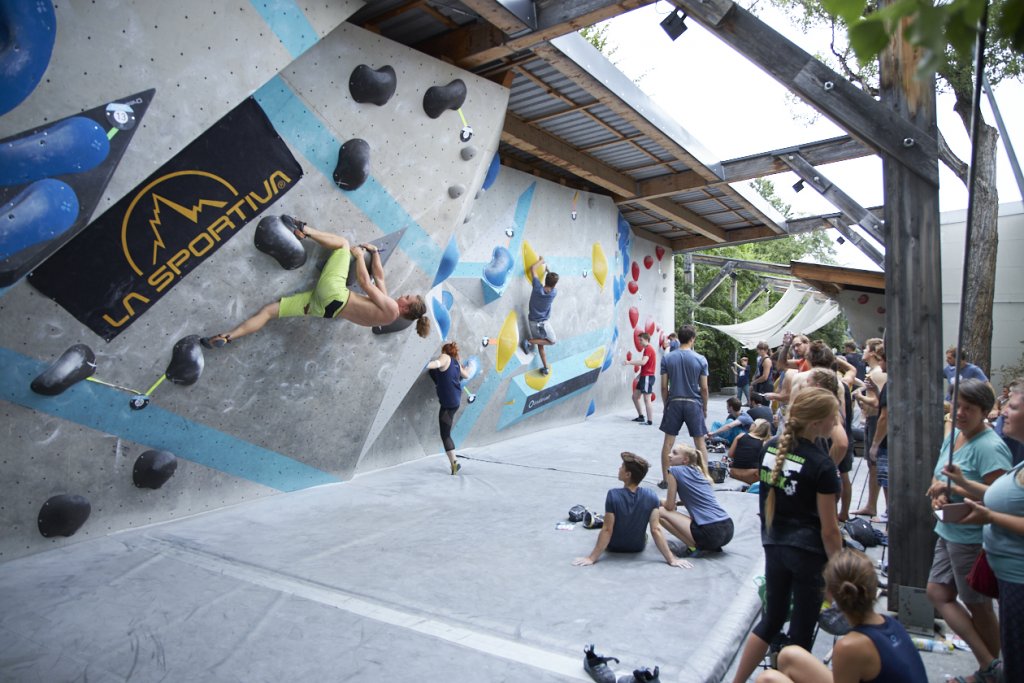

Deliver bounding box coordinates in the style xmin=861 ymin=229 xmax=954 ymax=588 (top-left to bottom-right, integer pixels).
xmin=943 ymin=345 xmax=990 ymax=400
xmin=658 ymin=324 xmax=709 ymax=488
xmin=572 ymin=452 xmax=691 ymax=568
xmin=521 ymin=257 xmax=558 ymax=375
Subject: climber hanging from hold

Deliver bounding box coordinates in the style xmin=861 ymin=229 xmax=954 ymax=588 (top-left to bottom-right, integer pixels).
xmin=201 ymin=221 xmax=430 ymax=348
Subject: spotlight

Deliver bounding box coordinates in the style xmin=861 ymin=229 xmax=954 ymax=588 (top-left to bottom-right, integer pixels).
xmin=836 ymin=236 xmax=846 ymax=245
xmin=660 ymin=9 xmax=688 ymax=41
xmin=792 ymin=179 xmax=805 ymax=193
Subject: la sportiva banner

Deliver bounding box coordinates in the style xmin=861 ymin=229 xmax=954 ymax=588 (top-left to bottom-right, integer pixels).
xmin=29 ymin=97 xmax=303 ymax=341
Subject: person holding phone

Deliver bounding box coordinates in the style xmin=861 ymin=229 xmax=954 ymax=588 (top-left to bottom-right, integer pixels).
xmin=925 ymin=379 xmax=1011 ymax=683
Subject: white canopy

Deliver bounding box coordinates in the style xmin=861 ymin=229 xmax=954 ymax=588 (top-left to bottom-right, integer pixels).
xmin=699 ymin=287 xmax=806 ymax=349
xmin=700 ymin=287 xmax=841 ymax=349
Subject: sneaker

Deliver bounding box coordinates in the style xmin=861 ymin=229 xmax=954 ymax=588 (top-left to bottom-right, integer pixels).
xmin=540 ymin=366 xmax=550 ymax=376
xmin=657 ymin=480 xmax=668 ymax=489
xmin=583 ymin=645 xmax=618 ymax=683
xmin=520 ymin=339 xmax=533 ymax=354
xmin=450 ymin=460 xmax=461 ymax=475
xmin=617 ymin=667 xmax=659 ymax=682
xmin=645 ymin=420 xmax=653 ymax=426
xmin=632 ymin=416 xmax=646 ymax=423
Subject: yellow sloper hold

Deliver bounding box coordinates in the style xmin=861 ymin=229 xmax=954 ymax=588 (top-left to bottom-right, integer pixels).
xmin=592 ymin=242 xmax=608 ymax=291
xmin=522 ymin=240 xmax=540 ymax=282
xmin=496 ymin=310 xmax=519 ymax=372
xmin=585 ymin=346 xmax=606 ymax=369
xmin=524 ymin=369 xmax=551 ymax=391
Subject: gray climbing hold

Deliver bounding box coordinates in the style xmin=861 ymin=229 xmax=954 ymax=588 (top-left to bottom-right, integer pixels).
xmin=348 ymin=64 xmax=397 ymax=106
xmin=333 ymin=138 xmax=370 ymax=191
xmin=449 ymin=184 xmax=466 ymax=199
xmin=133 ymin=449 xmax=178 ymax=489
xmin=38 ymin=494 xmax=90 ymax=538
xmin=345 ymin=248 xmax=375 ymax=288
xmin=165 ymin=335 xmax=204 ymax=386
xmin=31 ymin=344 xmax=96 ymax=395
xmin=423 ymin=79 xmax=467 ymax=119
xmin=254 ymin=215 xmax=307 ymax=270
xmin=463 ymin=213 xmax=473 ymax=224
xmin=460 ymin=145 xmax=477 ymax=161
xmin=372 ymin=316 xmax=414 ymax=335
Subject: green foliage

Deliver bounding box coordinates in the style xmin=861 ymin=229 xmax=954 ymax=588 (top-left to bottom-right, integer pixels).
xmin=750 ymin=178 xmax=794 ymax=219
xmin=812 ymin=0 xmax=1022 ymax=81
xmin=579 ymin=24 xmax=618 ymax=58
xmin=998 ymin=341 xmax=1024 ymax=382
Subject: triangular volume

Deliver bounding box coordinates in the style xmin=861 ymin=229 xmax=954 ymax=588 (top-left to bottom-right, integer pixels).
xmin=0 ymin=89 xmax=155 ymax=286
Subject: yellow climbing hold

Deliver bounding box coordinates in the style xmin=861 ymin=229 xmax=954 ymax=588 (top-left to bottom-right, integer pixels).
xmin=522 ymin=240 xmax=540 ymax=282
xmin=496 ymin=310 xmax=519 ymax=372
xmin=524 ymin=369 xmax=551 ymax=391
xmin=585 ymin=346 xmax=606 ymax=369
xmin=592 ymin=242 xmax=608 ymax=291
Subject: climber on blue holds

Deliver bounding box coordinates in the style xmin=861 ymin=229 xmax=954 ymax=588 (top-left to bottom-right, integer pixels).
xmin=520 ymin=257 xmax=558 ymax=375
xmin=202 ymin=223 xmax=430 ymax=347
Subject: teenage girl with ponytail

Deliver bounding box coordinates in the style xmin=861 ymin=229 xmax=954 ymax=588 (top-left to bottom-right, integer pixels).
xmin=756 ymin=549 xmax=927 ymax=683
xmin=661 ymin=444 xmax=734 ymax=553
xmin=731 ymin=387 xmax=844 ymax=683
xmin=426 ymin=342 xmax=470 ymax=475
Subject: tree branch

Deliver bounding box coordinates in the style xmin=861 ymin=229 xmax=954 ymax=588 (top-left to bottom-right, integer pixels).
xmin=937 ymin=129 xmax=969 ymax=185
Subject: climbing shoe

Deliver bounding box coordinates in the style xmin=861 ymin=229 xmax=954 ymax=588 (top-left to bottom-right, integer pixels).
xmin=520 ymin=339 xmax=533 ymax=354
xmin=617 ymin=666 xmax=659 ymax=682
xmin=632 ymin=415 xmax=646 ymax=422
xmin=583 ymin=644 xmax=618 ymax=683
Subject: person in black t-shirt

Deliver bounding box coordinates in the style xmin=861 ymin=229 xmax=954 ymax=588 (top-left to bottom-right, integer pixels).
xmin=730 ymin=387 xmax=843 ymax=683
xmin=729 ymin=418 xmax=772 ymax=484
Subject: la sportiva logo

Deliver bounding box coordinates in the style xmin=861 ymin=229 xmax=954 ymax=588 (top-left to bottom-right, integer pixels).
xmin=101 ymin=168 xmax=294 ymax=328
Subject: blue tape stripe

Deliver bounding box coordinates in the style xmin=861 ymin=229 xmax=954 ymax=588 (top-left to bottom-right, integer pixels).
xmin=0 ymin=348 xmax=338 ymax=492
xmin=253 ymin=77 xmax=440 ymax=274
xmin=248 ymin=0 xmax=318 ymax=59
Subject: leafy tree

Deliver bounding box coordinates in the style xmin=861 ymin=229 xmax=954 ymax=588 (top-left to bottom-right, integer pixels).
xmin=763 ymin=0 xmax=1023 ymax=374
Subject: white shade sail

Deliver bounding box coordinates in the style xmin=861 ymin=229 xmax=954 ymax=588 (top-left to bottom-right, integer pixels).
xmin=698 ymin=287 xmax=807 ymax=349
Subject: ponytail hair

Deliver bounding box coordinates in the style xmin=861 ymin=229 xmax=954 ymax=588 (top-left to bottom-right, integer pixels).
xmin=764 ymin=387 xmax=838 ymax=530
xmin=824 ymin=549 xmax=877 ymax=624
xmin=441 ymin=342 xmax=460 ymax=360
xmin=401 ymin=295 xmax=431 ymax=338
xmin=671 ymin=444 xmax=712 ymax=483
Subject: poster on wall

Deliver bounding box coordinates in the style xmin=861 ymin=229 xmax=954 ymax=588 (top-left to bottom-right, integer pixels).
xmin=0 ymin=89 xmax=155 ymax=287
xmin=29 ymin=97 xmax=303 ymax=341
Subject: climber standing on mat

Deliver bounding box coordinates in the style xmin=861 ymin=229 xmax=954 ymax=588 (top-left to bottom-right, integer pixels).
xmin=426 ymin=342 xmax=471 ymax=475
xmin=520 ymin=257 xmax=558 ymax=375
xmin=201 ymin=222 xmax=430 ymax=348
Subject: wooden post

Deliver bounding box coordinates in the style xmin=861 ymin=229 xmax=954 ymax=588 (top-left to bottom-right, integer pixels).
xmin=879 ymin=12 xmax=943 ymax=614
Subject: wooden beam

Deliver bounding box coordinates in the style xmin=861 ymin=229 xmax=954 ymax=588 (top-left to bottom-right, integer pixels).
xmin=630 ymin=226 xmax=674 ymax=248
xmin=459 ymin=0 xmax=533 ymax=34
xmin=789 ymin=261 xmax=885 ymax=290
xmin=501 ymin=114 xmax=638 ymax=196
xmin=673 ymin=226 xmax=777 ymax=251
xmin=690 ymin=253 xmax=792 ymax=276
xmin=414 ymin=23 xmax=509 ymax=69
xmin=639 ymin=197 xmax=727 ymax=242
xmin=670 ymin=0 xmax=938 ymax=186
xmin=780 ymin=152 xmax=885 ymax=244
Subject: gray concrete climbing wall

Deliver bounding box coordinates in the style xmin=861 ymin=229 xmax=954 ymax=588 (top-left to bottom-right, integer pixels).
xmin=0 ymin=3 xmax=672 ymax=562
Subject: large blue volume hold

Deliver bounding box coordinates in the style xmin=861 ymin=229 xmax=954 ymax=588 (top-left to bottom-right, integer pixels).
xmin=0 ymin=179 xmax=79 ymax=260
xmin=0 ymin=0 xmax=57 ymax=116
xmin=0 ymin=116 xmax=111 ymax=186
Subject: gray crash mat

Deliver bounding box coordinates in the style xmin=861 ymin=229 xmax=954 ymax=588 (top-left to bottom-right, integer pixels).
xmin=0 ymin=400 xmax=764 ymax=682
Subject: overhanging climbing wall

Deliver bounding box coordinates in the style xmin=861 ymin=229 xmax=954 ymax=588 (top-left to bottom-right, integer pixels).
xmin=0 ymin=2 xmax=674 ymax=563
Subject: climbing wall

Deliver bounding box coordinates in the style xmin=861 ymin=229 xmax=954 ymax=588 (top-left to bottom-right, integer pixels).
xmin=0 ymin=1 xmax=675 ymax=563
xmin=0 ymin=3 xmax=510 ymax=560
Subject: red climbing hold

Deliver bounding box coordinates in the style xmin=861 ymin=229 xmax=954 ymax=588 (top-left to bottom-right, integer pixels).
xmin=655 ymin=246 xmax=665 ymax=261
xmin=633 ymin=328 xmax=643 ymax=352
xmin=644 ymin=255 xmax=653 ymax=269
xmin=627 ymin=280 xmax=638 ymax=295
xmin=631 ymin=261 xmax=640 ymax=281
xmin=626 ymin=351 xmax=633 ymax=362
xmin=629 ymin=306 xmax=639 ymax=329
xmin=858 ymin=294 xmax=869 ymax=304
xmin=645 ymin=319 xmax=656 ymax=336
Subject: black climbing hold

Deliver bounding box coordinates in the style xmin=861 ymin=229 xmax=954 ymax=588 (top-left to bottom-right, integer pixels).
xmin=372 ymin=316 xmax=414 ymax=335
xmin=254 ymin=215 xmax=307 ymax=270
xmin=31 ymin=344 xmax=96 ymax=396
xmin=38 ymin=494 xmax=91 ymax=538
xmin=133 ymin=449 xmax=178 ymax=489
xmin=348 ymin=64 xmax=397 ymax=106
xmin=333 ymin=139 xmax=371 ymax=191
xmin=422 ymin=79 xmax=467 ymax=119
xmin=165 ymin=335 xmax=204 ymax=386
xmin=345 ymin=248 xmax=375 ymax=288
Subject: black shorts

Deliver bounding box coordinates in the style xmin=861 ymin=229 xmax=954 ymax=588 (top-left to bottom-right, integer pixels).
xmin=692 ymin=518 xmax=734 ymax=551
xmin=838 ymin=444 xmax=854 ymax=474
xmin=636 ymin=374 xmax=655 ymax=394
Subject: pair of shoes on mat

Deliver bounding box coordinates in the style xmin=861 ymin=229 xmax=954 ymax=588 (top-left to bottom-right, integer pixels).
xmin=584 ymin=644 xmax=619 ymax=683
xmin=952 ymin=658 xmax=1002 ymax=683
xmin=619 ymin=667 xmax=659 ymax=682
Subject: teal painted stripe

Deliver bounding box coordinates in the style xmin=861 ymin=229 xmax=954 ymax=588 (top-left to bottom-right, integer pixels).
xmin=0 ymin=348 xmax=338 ymax=492
xmin=249 ymin=0 xmax=318 ymax=59
xmin=253 ymin=77 xmax=440 ymax=275
xmin=544 ymin=256 xmax=591 ymax=275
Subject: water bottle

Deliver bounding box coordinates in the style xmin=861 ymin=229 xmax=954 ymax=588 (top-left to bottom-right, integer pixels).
xmin=911 ymin=637 xmax=954 ymax=653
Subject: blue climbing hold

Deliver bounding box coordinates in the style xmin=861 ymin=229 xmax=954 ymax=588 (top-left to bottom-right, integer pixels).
xmin=462 ymin=355 xmax=479 ymax=384
xmin=482 ymin=245 xmax=513 ymax=289
xmin=613 ymin=276 xmax=625 ymax=305
xmin=0 ymin=179 xmax=79 ymax=261
xmin=586 ymin=399 xmax=596 ymax=418
xmin=482 ymin=152 xmax=501 ymax=190
xmin=0 ymin=0 xmax=57 ymax=116
xmin=432 ymin=295 xmax=451 ymax=341
xmin=441 ymin=289 xmax=454 ymax=311
xmin=0 ymin=116 xmax=110 ymax=187
xmin=432 ymin=235 xmax=459 ymax=287
xmin=601 ymin=349 xmax=613 ymax=373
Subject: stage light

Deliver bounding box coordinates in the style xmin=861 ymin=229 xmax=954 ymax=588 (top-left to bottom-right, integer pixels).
xmin=660 ymin=10 xmax=688 ymax=41
xmin=792 ymin=179 xmax=805 ymax=192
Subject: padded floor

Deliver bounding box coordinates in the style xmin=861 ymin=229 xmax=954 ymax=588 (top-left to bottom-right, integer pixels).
xmin=1 ymin=397 xmax=765 ymax=682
